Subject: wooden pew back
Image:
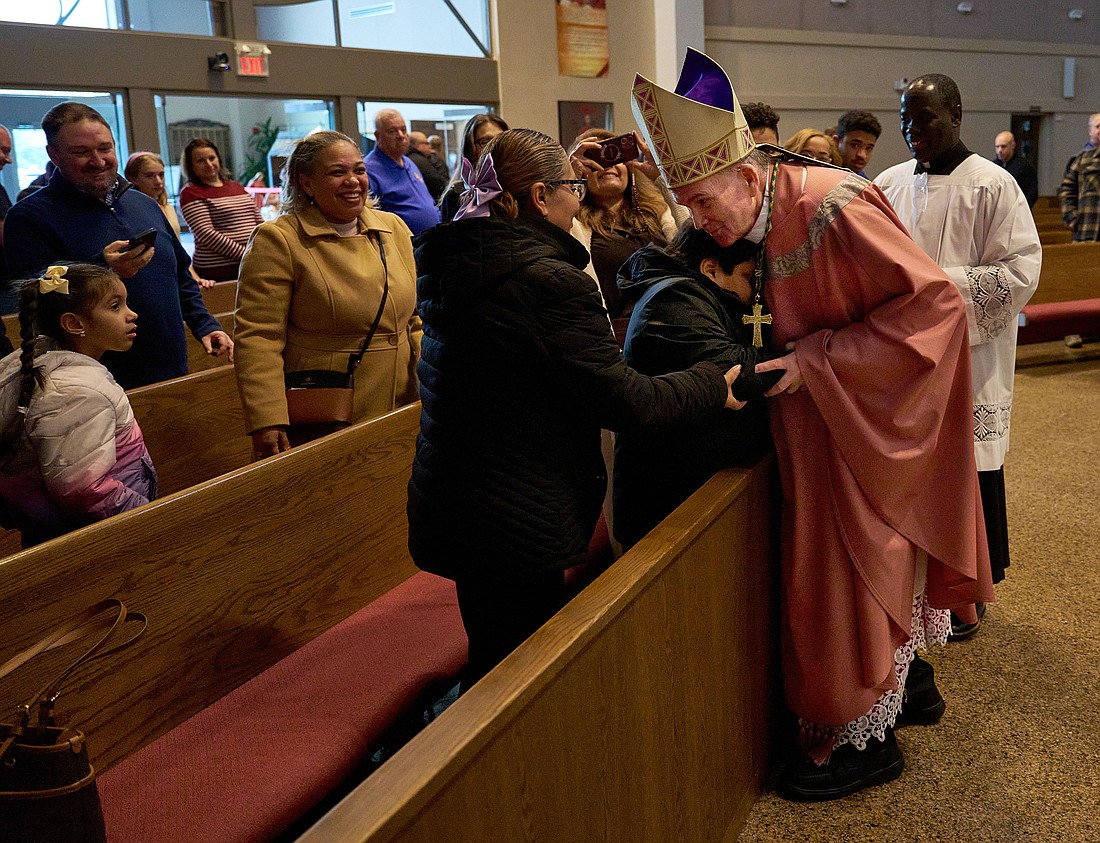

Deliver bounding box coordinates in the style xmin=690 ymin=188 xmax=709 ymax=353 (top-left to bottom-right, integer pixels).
xmin=300 ymin=461 xmax=779 ymax=843
xmin=0 ymin=403 xmax=422 ymax=773
xmin=127 ymin=365 xmax=250 ymax=497
xmin=1031 ymin=241 xmax=1100 ymax=305
xmin=200 ymin=280 xmax=237 ymax=315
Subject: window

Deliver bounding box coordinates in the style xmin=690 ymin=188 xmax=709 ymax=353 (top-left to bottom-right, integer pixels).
xmin=0 ymin=0 xmax=223 ymax=36
xmin=256 ymin=0 xmax=336 ymax=47
xmin=357 ymin=100 xmax=494 ymax=175
xmin=155 ymin=94 xmax=335 ymax=205
xmin=0 ymin=89 xmax=127 ymax=196
xmin=258 ymin=0 xmax=490 ymax=57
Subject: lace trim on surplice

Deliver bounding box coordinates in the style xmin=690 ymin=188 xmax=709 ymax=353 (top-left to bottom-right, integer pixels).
xmin=966 ymin=265 xmax=1013 ymax=343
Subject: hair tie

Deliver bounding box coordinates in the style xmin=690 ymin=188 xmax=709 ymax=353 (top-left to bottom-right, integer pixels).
xmin=38 ymin=265 xmax=69 ymax=295
xmin=453 ymin=153 xmax=503 ymax=221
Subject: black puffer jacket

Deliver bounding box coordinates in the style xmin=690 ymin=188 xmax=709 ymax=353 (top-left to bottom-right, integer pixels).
xmin=613 ymin=244 xmax=775 ymax=549
xmin=408 ymin=213 xmax=727 ymax=580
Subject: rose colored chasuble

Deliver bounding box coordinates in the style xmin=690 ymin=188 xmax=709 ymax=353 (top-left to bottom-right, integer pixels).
xmin=761 ymin=162 xmax=994 ymax=728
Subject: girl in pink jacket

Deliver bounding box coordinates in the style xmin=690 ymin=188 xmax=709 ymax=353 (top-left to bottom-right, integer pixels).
xmin=0 ymin=263 xmax=157 ymax=547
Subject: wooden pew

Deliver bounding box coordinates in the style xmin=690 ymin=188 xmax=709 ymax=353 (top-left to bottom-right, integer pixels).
xmin=200 ymin=279 xmax=237 ymax=315
xmin=0 ymin=363 xmax=250 ymax=556
xmin=126 ymin=365 xmax=250 ymax=497
xmin=1030 ymin=241 xmax=1100 ymax=305
xmin=1019 ymin=241 xmax=1100 ymax=344
xmin=2 ymin=312 xmax=20 ymax=349
xmin=299 ymin=460 xmax=779 ymax=843
xmin=1039 ymin=229 xmax=1072 ymax=246
xmin=0 ymin=403 xmax=427 ymax=775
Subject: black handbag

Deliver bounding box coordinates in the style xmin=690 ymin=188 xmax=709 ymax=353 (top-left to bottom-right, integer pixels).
xmin=0 ymin=599 xmax=147 ymax=843
xmin=284 ymin=236 xmax=391 ymax=434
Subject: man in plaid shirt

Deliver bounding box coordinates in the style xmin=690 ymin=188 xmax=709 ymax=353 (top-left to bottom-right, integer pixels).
xmin=1059 ymin=113 xmax=1100 ymax=242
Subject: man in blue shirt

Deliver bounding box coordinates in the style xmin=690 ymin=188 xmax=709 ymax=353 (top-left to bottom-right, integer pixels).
xmin=5 ymin=102 xmax=232 ymax=388
xmin=365 ymin=109 xmax=441 ymax=236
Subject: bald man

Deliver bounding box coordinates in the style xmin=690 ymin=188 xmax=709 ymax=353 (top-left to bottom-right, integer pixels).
xmin=994 ymin=131 xmax=1037 ymax=207
xmin=365 ymin=109 xmax=441 ymax=235
xmin=407 ymin=130 xmax=449 ymax=201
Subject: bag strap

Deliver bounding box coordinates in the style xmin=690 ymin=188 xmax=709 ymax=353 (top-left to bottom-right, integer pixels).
xmin=0 ymin=598 xmax=147 ymax=729
xmin=346 ymin=234 xmax=391 ymax=377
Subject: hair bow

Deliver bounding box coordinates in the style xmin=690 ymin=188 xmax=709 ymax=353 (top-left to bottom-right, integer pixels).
xmin=39 ymin=265 xmax=69 ymax=296
xmin=453 ymin=153 xmax=503 ymax=221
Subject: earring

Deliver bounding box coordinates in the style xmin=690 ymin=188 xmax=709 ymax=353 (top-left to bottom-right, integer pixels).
xmin=78 ymin=330 xmax=86 ymax=337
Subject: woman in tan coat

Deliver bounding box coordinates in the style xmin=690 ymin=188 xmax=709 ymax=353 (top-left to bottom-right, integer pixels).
xmin=235 ymin=131 xmax=421 ymax=459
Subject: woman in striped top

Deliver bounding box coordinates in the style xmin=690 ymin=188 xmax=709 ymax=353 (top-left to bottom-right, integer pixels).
xmin=179 ymin=138 xmax=262 ymax=281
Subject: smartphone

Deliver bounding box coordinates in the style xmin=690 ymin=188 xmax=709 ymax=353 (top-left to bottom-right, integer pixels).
xmin=125 ymin=227 xmax=158 ymax=253
xmin=582 ymin=133 xmax=640 ymax=168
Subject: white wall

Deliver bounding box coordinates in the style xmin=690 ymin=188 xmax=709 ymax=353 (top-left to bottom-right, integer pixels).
xmin=705 ymin=26 xmax=1100 ymax=193
xmin=496 ymin=0 xmax=688 ymax=143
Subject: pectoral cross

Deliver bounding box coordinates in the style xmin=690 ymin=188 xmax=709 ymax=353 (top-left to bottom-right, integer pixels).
xmin=743 ymin=302 xmax=772 ymax=348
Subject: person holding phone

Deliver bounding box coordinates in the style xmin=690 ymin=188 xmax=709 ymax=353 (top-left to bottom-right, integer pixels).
xmin=124 ymin=151 xmax=216 ymax=288
xmin=567 ymin=128 xmax=680 ymax=344
xmin=4 ymin=103 xmax=233 ymax=389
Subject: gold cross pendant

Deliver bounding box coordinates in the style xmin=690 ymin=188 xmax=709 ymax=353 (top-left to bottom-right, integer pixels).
xmin=743 ymin=302 xmax=772 ymax=348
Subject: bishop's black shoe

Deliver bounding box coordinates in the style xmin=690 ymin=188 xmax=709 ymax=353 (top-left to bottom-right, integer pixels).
xmin=779 ymin=728 xmax=904 ymax=802
xmin=895 ymin=653 xmax=946 ymax=726
xmin=948 ymin=601 xmax=986 ymax=641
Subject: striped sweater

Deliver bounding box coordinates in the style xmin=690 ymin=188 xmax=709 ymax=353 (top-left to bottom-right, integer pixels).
xmin=180 ymin=180 xmax=262 ymax=279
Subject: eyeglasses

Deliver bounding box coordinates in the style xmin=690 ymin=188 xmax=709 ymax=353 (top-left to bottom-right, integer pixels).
xmin=548 ymin=178 xmax=587 ymax=200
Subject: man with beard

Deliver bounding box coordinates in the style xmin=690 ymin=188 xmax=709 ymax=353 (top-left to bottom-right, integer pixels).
xmin=5 ymin=102 xmax=231 ymax=388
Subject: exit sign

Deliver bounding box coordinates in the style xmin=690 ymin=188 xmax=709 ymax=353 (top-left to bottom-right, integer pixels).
xmin=234 ymin=42 xmax=270 ymax=77
xmin=238 ymin=54 xmax=268 ymax=77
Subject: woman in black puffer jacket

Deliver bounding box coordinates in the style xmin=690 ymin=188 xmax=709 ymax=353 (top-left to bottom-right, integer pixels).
xmin=409 ymin=128 xmax=743 ymax=682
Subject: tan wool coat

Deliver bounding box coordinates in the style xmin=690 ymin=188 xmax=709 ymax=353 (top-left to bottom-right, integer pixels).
xmin=234 ymin=204 xmax=422 ymax=435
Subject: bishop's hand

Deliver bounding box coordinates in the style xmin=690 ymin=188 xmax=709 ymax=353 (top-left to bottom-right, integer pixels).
xmin=756 ymin=349 xmax=804 ymax=397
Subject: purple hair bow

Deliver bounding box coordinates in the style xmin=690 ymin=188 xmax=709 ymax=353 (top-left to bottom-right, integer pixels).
xmin=453 ymin=153 xmax=502 ymax=221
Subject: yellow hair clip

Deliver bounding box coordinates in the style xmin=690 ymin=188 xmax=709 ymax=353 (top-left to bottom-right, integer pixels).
xmin=39 ymin=266 xmax=69 ymax=295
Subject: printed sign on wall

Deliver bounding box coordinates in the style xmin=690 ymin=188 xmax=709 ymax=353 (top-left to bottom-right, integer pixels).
xmin=556 ymin=0 xmax=609 ymax=78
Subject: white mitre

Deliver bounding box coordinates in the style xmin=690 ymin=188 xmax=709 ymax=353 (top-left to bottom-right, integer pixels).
xmin=631 ymin=48 xmax=757 ymax=189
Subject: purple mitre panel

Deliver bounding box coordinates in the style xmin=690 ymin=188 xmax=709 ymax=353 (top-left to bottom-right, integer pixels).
xmin=673 ymin=47 xmax=734 ymax=113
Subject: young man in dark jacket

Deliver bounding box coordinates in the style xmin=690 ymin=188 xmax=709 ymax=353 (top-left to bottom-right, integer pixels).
xmin=614 ymin=228 xmax=776 ymax=549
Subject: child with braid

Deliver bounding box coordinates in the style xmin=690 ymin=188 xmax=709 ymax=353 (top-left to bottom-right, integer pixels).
xmin=0 ymin=263 xmax=157 ymax=547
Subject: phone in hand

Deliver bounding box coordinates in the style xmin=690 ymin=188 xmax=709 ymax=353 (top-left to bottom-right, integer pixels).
xmin=582 ymin=133 xmax=641 ymax=168
xmin=124 ymin=227 xmax=158 ymax=253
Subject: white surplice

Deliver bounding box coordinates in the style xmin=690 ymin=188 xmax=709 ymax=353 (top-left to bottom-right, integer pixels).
xmin=875 ymin=154 xmax=1042 ymax=471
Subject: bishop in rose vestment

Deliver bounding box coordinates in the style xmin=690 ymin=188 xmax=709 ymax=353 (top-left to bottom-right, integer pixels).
xmin=632 ymin=49 xmax=993 ymax=799
xmin=763 ymin=162 xmax=993 ymax=728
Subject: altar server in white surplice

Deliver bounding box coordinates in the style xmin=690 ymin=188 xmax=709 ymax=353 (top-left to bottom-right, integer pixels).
xmin=876 ymin=74 xmax=1041 ymax=636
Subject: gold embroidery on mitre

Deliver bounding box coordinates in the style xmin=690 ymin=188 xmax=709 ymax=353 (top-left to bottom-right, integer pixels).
xmin=631 ymin=72 xmax=755 ymax=189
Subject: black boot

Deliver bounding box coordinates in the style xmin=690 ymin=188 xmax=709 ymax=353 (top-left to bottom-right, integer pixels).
xmin=779 ymin=728 xmax=904 ymax=802
xmin=948 ymin=601 xmax=986 ymax=641
xmin=895 ymin=653 xmax=946 ymax=726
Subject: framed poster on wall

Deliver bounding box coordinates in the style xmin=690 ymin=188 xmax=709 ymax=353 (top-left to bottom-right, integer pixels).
xmin=558 ymin=101 xmax=613 ymax=146
xmin=556 ymin=0 xmax=609 ymax=78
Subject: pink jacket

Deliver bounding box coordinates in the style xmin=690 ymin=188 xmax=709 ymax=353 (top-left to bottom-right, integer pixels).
xmin=0 ymin=347 xmax=157 ymax=546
